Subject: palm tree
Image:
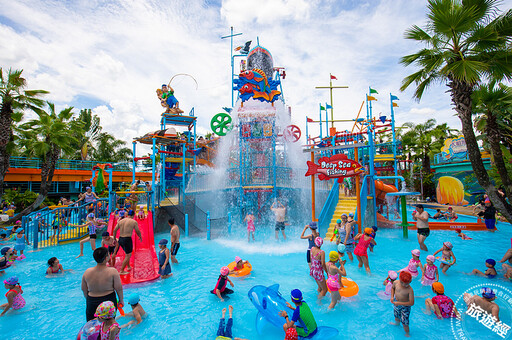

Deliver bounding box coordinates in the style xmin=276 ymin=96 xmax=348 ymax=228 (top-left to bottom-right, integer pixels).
xmin=400 ymin=0 xmax=512 ymax=222
xmin=91 ymin=132 xmax=132 ymax=163
xmin=473 ymin=81 xmax=512 ymax=199
xmin=0 ymin=68 xmax=48 ymax=198
xmin=67 ymin=108 xmax=102 ymax=160
xmin=12 ymin=102 xmax=82 ymax=219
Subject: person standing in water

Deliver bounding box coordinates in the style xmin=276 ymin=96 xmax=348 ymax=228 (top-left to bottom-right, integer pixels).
xmin=300 ymin=222 xmax=319 ymax=268
xmin=336 ymin=213 xmax=357 ymax=261
xmin=271 ymin=201 xmax=286 ymax=240
xmin=412 ymin=204 xmax=430 ymax=251
xmin=244 ymin=212 xmax=255 ymax=242
xmin=113 ymin=210 xmax=142 ymax=275
xmin=169 ymin=218 xmax=181 ymax=264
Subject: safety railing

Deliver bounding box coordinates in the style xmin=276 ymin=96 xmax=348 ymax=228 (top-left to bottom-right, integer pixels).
xmin=8 ymin=156 xmax=152 ymax=172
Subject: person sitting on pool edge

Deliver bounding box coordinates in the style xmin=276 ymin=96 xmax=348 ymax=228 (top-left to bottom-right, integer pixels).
xmin=211 ymin=266 xmax=234 ymax=302
xmin=119 ymin=293 xmax=146 ymax=328
xmin=279 ymin=289 xmax=318 ymax=338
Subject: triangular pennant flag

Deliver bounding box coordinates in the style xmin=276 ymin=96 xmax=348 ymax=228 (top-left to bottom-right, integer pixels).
xmin=367 ymin=95 xmax=377 ymax=101
xmin=320 ymin=105 xmax=326 ymax=110
xmin=330 ymin=75 xmax=337 ymax=80
xmin=390 ymin=94 xmax=399 ymax=101
xmin=307 ymin=117 xmax=314 ymax=123
xmin=393 ymin=103 xmax=399 ymax=107
xmin=326 ymin=104 xmax=333 ymax=109
xmin=379 ymin=116 xmax=387 ymax=124
xmin=370 ymin=88 xmax=378 ymax=94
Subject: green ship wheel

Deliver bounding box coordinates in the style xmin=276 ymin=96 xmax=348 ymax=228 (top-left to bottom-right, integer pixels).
xmin=210 ymin=113 xmax=233 ymax=136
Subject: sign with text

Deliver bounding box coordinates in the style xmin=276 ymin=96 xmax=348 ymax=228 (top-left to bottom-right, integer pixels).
xmin=305 ymin=153 xmax=364 ymax=180
xmin=441 ymin=135 xmax=467 ymax=160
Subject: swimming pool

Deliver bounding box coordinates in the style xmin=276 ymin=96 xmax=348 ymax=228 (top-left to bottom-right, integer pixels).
xmin=0 ymin=220 xmax=511 ymax=339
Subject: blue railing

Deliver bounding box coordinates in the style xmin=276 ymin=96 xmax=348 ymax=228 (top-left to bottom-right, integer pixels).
xmin=318 ymin=180 xmax=339 ymax=236
xmin=8 ymin=156 xmax=142 ymax=172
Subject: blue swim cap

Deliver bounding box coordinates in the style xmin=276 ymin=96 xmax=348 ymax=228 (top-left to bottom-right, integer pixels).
xmin=1 ymin=247 xmax=11 ymax=255
xmin=341 ymin=213 xmax=347 ymax=218
xmin=119 ymin=211 xmax=125 ymax=217
xmin=291 ymin=289 xmax=303 ymax=302
xmin=348 ymin=213 xmax=354 ymax=217
xmin=87 ymin=213 xmax=95 ymax=218
xmin=128 ymin=293 xmax=140 ymax=305
xmin=372 ymin=226 xmax=378 ymax=231
xmin=159 ymin=239 xmax=168 ymax=245
xmin=309 ymin=222 xmax=317 ymax=229
xmin=336 ymin=219 xmax=342 ymax=224
xmin=486 ymin=259 xmax=496 ymax=266
xmin=482 ymin=287 xmax=495 ymax=299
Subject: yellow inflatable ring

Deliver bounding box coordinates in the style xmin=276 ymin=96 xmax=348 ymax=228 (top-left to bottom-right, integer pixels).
xmin=327 ymin=277 xmax=359 ymax=297
xmin=227 ymin=261 xmax=252 ymax=277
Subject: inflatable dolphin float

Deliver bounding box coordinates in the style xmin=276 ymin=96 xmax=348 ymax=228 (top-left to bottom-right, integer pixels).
xmin=248 ymin=284 xmax=339 ymax=339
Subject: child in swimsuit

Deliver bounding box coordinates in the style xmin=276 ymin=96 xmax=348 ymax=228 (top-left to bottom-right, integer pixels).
xmin=137 ymin=207 xmax=145 ymax=220
xmin=353 ymin=228 xmax=376 ymax=273
xmin=46 ymin=257 xmax=64 ymax=275
xmin=369 ymin=226 xmax=378 ymax=252
xmin=390 ymin=271 xmax=414 ymax=337
xmin=433 ymin=242 xmax=456 ymax=274
xmin=309 ymin=237 xmax=327 ymax=299
xmin=326 ymin=251 xmax=345 ymax=309
xmin=380 ymin=270 xmax=398 ymax=298
xmin=421 ymin=255 xmax=438 ymax=286
xmin=158 ymin=239 xmax=172 ymax=278
xmin=231 ymin=256 xmax=248 ymax=274
xmin=119 ymin=293 xmax=146 ymax=328
xmin=0 ymin=247 xmax=12 ymax=271
xmin=101 ymin=232 xmax=118 ymax=267
xmin=244 ymin=213 xmax=255 ymax=242
xmin=0 ymin=276 xmax=25 ymax=316
xmin=455 ymin=228 xmax=472 ymax=240
xmin=301 ymin=222 xmax=318 ymax=268
xmin=471 ymin=259 xmax=497 ymax=278
xmin=425 ymin=282 xmax=459 ymax=318
xmin=14 ymin=228 xmax=30 ymax=255
xmin=399 ymin=249 xmax=422 ymax=278
xmin=95 ymin=301 xmax=120 ymax=340
xmin=212 ymin=267 xmax=234 ymax=302
xmin=336 ymin=244 xmax=347 ymax=272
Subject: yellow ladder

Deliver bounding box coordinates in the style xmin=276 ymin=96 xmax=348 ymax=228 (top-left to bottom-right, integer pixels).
xmin=325 ymin=192 xmax=357 ymax=241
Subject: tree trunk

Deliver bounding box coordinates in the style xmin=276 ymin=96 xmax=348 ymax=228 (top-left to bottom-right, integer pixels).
xmin=0 ymin=104 xmax=13 ymax=200
xmin=486 ymin=111 xmax=512 ymax=200
xmin=449 ymin=79 xmax=512 ymax=223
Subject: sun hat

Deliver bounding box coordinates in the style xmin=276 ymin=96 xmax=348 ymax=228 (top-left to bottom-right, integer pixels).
xmin=364 ymin=227 xmax=373 ymax=235
xmin=337 ymin=244 xmax=346 ymax=253
xmin=291 ymin=289 xmax=303 ymax=302
xmin=285 ymin=327 xmax=298 ymax=340
xmin=486 ymin=259 xmax=496 ymax=266
xmin=426 ymin=255 xmax=435 ymax=262
xmin=314 ymin=237 xmax=323 ymax=247
xmin=309 ymin=222 xmax=317 ymax=229
xmin=159 ymin=239 xmax=168 ymax=245
xmin=482 ymin=287 xmax=495 ymax=299
xmin=443 ymin=242 xmax=453 ymax=249
xmin=399 ymin=271 xmax=412 ymax=284
xmin=1 ymin=247 xmax=11 ymax=255
xmin=94 ymin=301 xmax=116 ymax=319
xmin=220 ymin=266 xmax=229 ymax=276
xmin=388 ymin=270 xmax=398 ymax=280
xmin=3 ymin=276 xmax=18 ymax=285
xmin=235 ymin=256 xmax=242 ymax=263
xmin=411 ymin=249 xmax=420 ymax=256
xmin=432 ymin=282 xmax=444 ymax=294
xmin=336 ymin=219 xmax=342 ymax=224
xmin=128 ymin=293 xmax=140 ymax=305
xmin=329 ymin=251 xmax=339 ymax=262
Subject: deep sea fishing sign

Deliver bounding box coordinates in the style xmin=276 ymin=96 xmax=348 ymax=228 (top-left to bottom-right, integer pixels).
xmin=305 ymin=154 xmax=364 ymax=180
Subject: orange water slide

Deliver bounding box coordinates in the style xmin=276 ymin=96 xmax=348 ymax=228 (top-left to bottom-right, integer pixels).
xmin=374 ymin=180 xmax=398 ymax=228
xmin=196 ymin=158 xmax=215 ymax=168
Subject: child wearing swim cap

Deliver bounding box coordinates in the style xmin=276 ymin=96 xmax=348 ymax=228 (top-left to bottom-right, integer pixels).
xmin=455 ymin=228 xmax=471 ymax=240
xmin=310 ymin=237 xmax=327 ymax=299
xmin=380 ymin=270 xmax=398 ymax=298
xmin=369 ymin=226 xmax=378 ymax=253
xmin=471 ymin=259 xmax=497 ymax=278
xmin=399 ymin=249 xmax=422 ymax=278
xmin=119 ymin=293 xmax=146 ymax=328
xmin=390 ymin=271 xmax=414 ymax=337
xmin=94 ymin=301 xmax=121 ymax=339
xmin=326 ymin=251 xmax=346 ymax=309
xmin=279 ymin=289 xmax=318 ymax=338
xmin=463 ymin=287 xmax=500 ymax=322
xmin=158 ymin=239 xmax=172 ymax=279
xmin=0 ymin=276 xmax=25 ymax=316
xmin=425 ymin=282 xmax=459 ymax=319
xmin=211 ymin=267 xmax=234 ymax=302
xmin=353 ymin=227 xmax=377 ymax=273
xmin=336 ymin=243 xmax=347 ymax=268
xmin=421 ymin=255 xmax=438 ymax=286
xmin=433 ymin=242 xmax=456 ymax=274
xmin=231 ymin=256 xmax=249 ymax=273
xmin=301 ymin=222 xmax=319 ymax=268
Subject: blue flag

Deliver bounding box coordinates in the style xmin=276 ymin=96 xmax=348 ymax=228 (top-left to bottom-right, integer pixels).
xmin=326 ymin=104 xmax=333 ymax=109
xmin=390 ymin=95 xmax=399 ymax=101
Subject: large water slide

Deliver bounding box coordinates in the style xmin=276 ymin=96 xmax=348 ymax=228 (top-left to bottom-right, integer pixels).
xmin=107 ymin=211 xmax=160 ymax=284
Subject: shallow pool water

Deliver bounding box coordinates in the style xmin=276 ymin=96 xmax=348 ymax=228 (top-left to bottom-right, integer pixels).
xmin=0 ymin=218 xmax=511 ymax=339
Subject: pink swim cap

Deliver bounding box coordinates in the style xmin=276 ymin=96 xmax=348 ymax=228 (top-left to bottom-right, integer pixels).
xmin=220 ymin=266 xmax=229 ymax=276
xmin=426 ymin=255 xmax=435 ymax=262
xmin=443 ymin=242 xmax=453 ymax=249
xmin=388 ymin=270 xmax=398 ymax=280
xmin=235 ymin=256 xmax=242 ymax=263
xmin=315 ymin=237 xmax=323 ymax=247
xmin=411 ymin=249 xmax=420 ymax=257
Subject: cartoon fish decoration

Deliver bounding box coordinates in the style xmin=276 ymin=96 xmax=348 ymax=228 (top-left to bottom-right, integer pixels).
xmin=305 ymin=154 xmax=365 ymax=181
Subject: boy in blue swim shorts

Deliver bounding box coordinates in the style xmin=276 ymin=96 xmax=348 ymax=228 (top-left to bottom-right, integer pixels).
xmin=390 ymin=271 xmax=414 ymax=337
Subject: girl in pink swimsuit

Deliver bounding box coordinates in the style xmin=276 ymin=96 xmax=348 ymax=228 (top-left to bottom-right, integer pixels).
xmin=309 ymin=237 xmax=327 ymax=298
xmin=421 ymin=255 xmax=438 ymax=286
xmin=378 ymin=270 xmax=398 ymax=299
xmin=326 ymin=251 xmax=345 ymax=309
xmin=400 ymin=249 xmax=422 ymax=278
xmin=95 ymin=301 xmax=120 ymax=340
xmin=0 ymin=276 xmax=25 ymax=316
xmin=354 ymin=228 xmax=376 ymax=273
xmin=244 ymin=213 xmax=255 ymax=242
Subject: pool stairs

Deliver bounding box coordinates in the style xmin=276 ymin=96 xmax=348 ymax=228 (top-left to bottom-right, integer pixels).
xmin=324 ymin=193 xmax=357 ymax=241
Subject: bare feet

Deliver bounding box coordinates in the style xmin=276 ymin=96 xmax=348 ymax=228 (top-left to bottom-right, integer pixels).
xmin=389 ymin=321 xmax=399 ymax=326
xmin=127 ymin=266 xmax=132 ymax=271
xmin=222 ymin=308 xmax=227 ymax=319
xmin=75 ymin=254 xmax=84 ymax=259
xmin=120 ymin=271 xmax=129 ymax=275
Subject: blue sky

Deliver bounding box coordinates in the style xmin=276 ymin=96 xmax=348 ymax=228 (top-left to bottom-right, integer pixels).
xmin=1 ymin=0 xmax=511 ymax=150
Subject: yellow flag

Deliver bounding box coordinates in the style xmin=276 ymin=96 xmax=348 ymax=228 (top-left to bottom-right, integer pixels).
xmin=367 ymin=95 xmax=377 ymax=101
xmin=393 ymin=103 xmax=399 ymax=107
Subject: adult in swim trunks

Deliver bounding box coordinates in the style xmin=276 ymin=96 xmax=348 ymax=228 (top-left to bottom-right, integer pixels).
xmin=412 ymin=204 xmax=430 ymax=251
xmin=271 ymin=200 xmax=287 ymax=240
xmin=169 ymin=218 xmax=181 ymax=264
xmin=81 ymin=247 xmax=123 ymax=321
xmin=113 ymin=210 xmax=142 ymax=275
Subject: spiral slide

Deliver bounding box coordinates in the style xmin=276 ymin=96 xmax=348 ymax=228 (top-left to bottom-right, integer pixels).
xmin=107 ymin=211 xmax=160 ymax=285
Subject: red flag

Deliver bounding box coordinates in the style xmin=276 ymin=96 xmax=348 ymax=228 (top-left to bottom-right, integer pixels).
xmin=307 ymin=117 xmax=314 ymax=123
xmin=330 ymin=75 xmax=337 ymax=80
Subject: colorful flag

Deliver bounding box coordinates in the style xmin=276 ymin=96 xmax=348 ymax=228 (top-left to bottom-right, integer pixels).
xmin=370 ymin=88 xmax=378 ymax=94
xmin=367 ymin=95 xmax=377 ymax=101
xmin=393 ymin=103 xmax=399 ymax=107
xmin=307 ymin=117 xmax=314 ymax=123
xmin=326 ymin=104 xmax=333 ymax=109
xmin=390 ymin=94 xmax=399 ymax=101
xmin=320 ymin=105 xmax=326 ymax=110
xmin=330 ymin=75 xmax=337 ymax=80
